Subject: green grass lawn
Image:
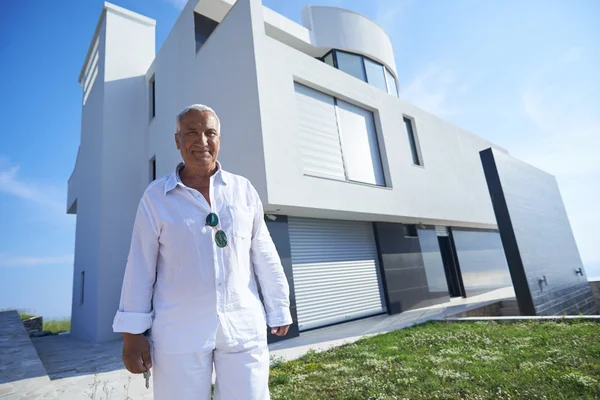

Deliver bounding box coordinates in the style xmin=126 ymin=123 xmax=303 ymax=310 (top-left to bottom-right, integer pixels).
xmin=18 ymin=312 xmax=37 ymax=321
xmin=43 ymin=318 xmax=71 ymax=333
xmin=269 ymin=320 xmax=600 ymax=400
xmin=16 ymin=311 xmax=71 ymax=333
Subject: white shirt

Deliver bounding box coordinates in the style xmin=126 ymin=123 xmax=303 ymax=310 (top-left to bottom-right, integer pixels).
xmin=113 ymin=163 xmax=292 ymax=354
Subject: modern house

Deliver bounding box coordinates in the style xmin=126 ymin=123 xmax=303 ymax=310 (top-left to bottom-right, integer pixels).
xmin=67 ymin=0 xmax=588 ymax=343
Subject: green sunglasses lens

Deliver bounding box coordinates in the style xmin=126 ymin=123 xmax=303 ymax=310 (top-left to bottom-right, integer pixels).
xmin=215 ymin=230 xmax=228 ymax=248
xmin=206 ymin=212 xmax=219 ymax=227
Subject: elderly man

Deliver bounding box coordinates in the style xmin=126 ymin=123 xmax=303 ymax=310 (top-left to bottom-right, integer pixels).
xmin=112 ymin=104 xmax=292 ymax=399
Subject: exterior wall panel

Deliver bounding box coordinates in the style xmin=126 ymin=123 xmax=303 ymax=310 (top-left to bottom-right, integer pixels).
xmin=374 ymin=223 xmax=450 ymax=313
xmin=452 ymin=229 xmax=512 ymax=297
xmin=258 ymin=35 xmax=506 ymax=229
xmin=480 ymin=148 xmax=597 ymax=315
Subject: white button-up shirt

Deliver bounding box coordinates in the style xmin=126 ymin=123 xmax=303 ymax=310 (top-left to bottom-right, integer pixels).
xmin=113 ymin=163 xmax=292 ymax=354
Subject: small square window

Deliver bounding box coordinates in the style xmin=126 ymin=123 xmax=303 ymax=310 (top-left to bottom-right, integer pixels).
xmin=405 ymin=225 xmax=418 ymax=238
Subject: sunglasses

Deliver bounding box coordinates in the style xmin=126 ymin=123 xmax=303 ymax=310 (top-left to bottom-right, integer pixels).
xmin=206 ymin=212 xmax=228 ymax=248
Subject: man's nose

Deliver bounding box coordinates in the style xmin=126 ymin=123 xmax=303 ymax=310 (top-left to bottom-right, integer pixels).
xmin=198 ymin=133 xmax=208 ymax=145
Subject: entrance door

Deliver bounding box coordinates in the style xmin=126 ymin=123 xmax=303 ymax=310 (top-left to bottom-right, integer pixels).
xmin=436 ymin=227 xmax=465 ymax=298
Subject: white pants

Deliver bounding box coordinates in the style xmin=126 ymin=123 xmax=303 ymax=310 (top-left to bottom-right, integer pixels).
xmin=152 ymin=325 xmax=270 ymax=400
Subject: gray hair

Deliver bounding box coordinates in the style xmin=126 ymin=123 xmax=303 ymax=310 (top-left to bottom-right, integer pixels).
xmin=176 ymin=104 xmax=221 ymax=134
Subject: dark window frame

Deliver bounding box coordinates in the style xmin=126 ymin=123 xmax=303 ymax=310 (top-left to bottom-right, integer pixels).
xmin=403 ymin=116 xmax=423 ymax=166
xmin=149 ymin=156 xmax=156 ymax=182
xmin=149 ymin=74 xmax=156 ymax=120
xmin=80 ymin=271 xmax=85 ymax=305
xmin=319 ymin=49 xmax=399 ymax=97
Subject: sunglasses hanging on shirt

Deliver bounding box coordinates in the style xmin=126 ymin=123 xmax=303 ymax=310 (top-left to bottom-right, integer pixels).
xmin=206 ymin=212 xmax=228 ymax=248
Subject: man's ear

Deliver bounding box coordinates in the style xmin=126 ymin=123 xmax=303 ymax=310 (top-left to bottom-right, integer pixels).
xmin=174 ymin=133 xmax=180 ymax=150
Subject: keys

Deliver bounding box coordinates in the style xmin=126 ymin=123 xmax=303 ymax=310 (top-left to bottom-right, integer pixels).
xmin=143 ymin=370 xmax=151 ymax=389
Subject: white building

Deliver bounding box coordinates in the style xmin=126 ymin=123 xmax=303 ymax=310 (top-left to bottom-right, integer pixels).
xmin=68 ymin=0 xmax=518 ymax=342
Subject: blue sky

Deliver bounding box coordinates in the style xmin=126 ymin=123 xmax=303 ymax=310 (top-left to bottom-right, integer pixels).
xmin=0 ymin=0 xmax=598 ymax=319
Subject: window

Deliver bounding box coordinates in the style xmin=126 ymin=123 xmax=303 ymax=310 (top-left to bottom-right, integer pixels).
xmin=385 ymin=68 xmax=399 ymax=97
xmin=149 ymin=75 xmax=156 ymax=119
xmin=194 ymin=12 xmax=218 ymax=52
xmin=336 ymin=51 xmax=366 ymax=82
xmin=403 ymin=117 xmax=422 ymax=166
xmin=405 ymin=225 xmax=418 ymax=238
xmin=294 ymin=82 xmax=386 ymax=186
xmin=82 ymin=37 xmax=99 ymax=105
xmin=80 ymin=271 xmax=85 ymax=305
xmin=323 ymin=52 xmax=334 ymax=67
xmin=320 ymin=50 xmax=398 ymax=97
xmin=364 ymin=58 xmax=387 ymax=92
xmin=150 ymin=156 xmax=156 ymax=182
xmin=336 ymin=99 xmax=385 ymax=186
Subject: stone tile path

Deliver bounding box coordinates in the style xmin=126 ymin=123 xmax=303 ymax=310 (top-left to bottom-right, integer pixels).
xmin=0 ymin=311 xmax=57 ymax=400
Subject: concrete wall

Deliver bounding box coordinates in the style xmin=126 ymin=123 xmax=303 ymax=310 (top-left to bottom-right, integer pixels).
xmin=481 ymin=148 xmax=597 ymax=316
xmin=148 ymin=0 xmax=269 ymax=201
xmin=257 ymin=34 xmax=505 ymax=229
xmin=70 ymin=19 xmax=106 ymax=342
xmin=95 ymin=8 xmax=155 ymax=342
xmin=70 ymin=4 xmax=156 ymax=342
xmin=301 ymin=6 xmax=397 ymax=75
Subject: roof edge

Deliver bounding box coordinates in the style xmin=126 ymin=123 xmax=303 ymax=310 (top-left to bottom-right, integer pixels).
xmin=77 ymin=2 xmax=156 ymax=84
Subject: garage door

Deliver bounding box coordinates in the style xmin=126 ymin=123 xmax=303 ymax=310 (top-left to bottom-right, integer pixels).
xmin=289 ymin=217 xmax=386 ymax=331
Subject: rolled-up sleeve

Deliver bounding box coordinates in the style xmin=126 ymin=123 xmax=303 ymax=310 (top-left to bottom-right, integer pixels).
xmin=249 ymin=188 xmax=293 ymax=328
xmin=112 ymin=194 xmax=159 ymax=334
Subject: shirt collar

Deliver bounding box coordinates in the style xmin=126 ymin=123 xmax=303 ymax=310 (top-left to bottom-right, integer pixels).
xmin=164 ymin=161 xmax=227 ymax=195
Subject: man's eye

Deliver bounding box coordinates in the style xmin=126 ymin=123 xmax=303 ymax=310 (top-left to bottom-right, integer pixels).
xmin=186 ymin=131 xmax=195 ymax=136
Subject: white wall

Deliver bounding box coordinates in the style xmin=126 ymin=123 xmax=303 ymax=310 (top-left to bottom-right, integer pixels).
xmin=70 ymin=20 xmax=107 ymax=342
xmin=70 ymin=5 xmax=156 ymax=342
xmin=257 ymin=36 xmax=504 ymax=229
xmin=148 ymin=0 xmax=269 ymax=200
xmin=301 ymin=6 xmax=397 ymax=76
xmin=94 ymin=8 xmax=155 ymax=342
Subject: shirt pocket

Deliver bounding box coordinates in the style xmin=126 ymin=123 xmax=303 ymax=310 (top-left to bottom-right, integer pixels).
xmin=228 ymin=205 xmax=255 ymax=271
xmin=228 ymin=205 xmax=255 ymax=240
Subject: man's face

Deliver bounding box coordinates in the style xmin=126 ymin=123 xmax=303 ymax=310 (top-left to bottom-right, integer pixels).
xmin=175 ymin=109 xmax=220 ymax=169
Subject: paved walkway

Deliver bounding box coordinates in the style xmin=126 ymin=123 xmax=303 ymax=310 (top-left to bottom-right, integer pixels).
xmin=7 ymin=286 xmax=514 ymax=399
xmin=0 ymin=311 xmax=57 ymax=400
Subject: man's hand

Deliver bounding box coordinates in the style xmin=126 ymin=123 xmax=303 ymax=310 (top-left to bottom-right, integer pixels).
xmin=122 ymin=333 xmax=152 ymax=374
xmin=270 ymin=325 xmax=290 ymax=337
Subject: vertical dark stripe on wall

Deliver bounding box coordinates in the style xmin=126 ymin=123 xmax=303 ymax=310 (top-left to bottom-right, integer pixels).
xmin=480 ymin=148 xmax=535 ymax=315
xmin=372 ymin=223 xmax=392 ymax=313
xmin=447 ymin=228 xmax=466 ymax=298
xmin=264 ymin=215 xmax=300 ymax=343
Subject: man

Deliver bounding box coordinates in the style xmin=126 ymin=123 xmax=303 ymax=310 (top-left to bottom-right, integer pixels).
xmin=113 ymin=104 xmax=292 ymax=399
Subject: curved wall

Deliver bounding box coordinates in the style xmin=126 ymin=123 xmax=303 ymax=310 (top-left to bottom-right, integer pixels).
xmin=301 ymin=6 xmax=397 ymax=76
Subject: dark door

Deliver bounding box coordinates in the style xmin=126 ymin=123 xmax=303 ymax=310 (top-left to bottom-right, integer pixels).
xmin=438 ymin=236 xmax=464 ymax=297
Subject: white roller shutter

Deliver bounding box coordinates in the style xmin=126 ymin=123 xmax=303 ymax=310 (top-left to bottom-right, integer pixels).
xmin=293 ymin=83 xmax=346 ymax=181
xmin=289 ymin=218 xmax=386 ymax=331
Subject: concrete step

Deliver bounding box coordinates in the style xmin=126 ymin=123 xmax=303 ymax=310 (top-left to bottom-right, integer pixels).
xmin=499 ymin=307 xmax=520 ymax=316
